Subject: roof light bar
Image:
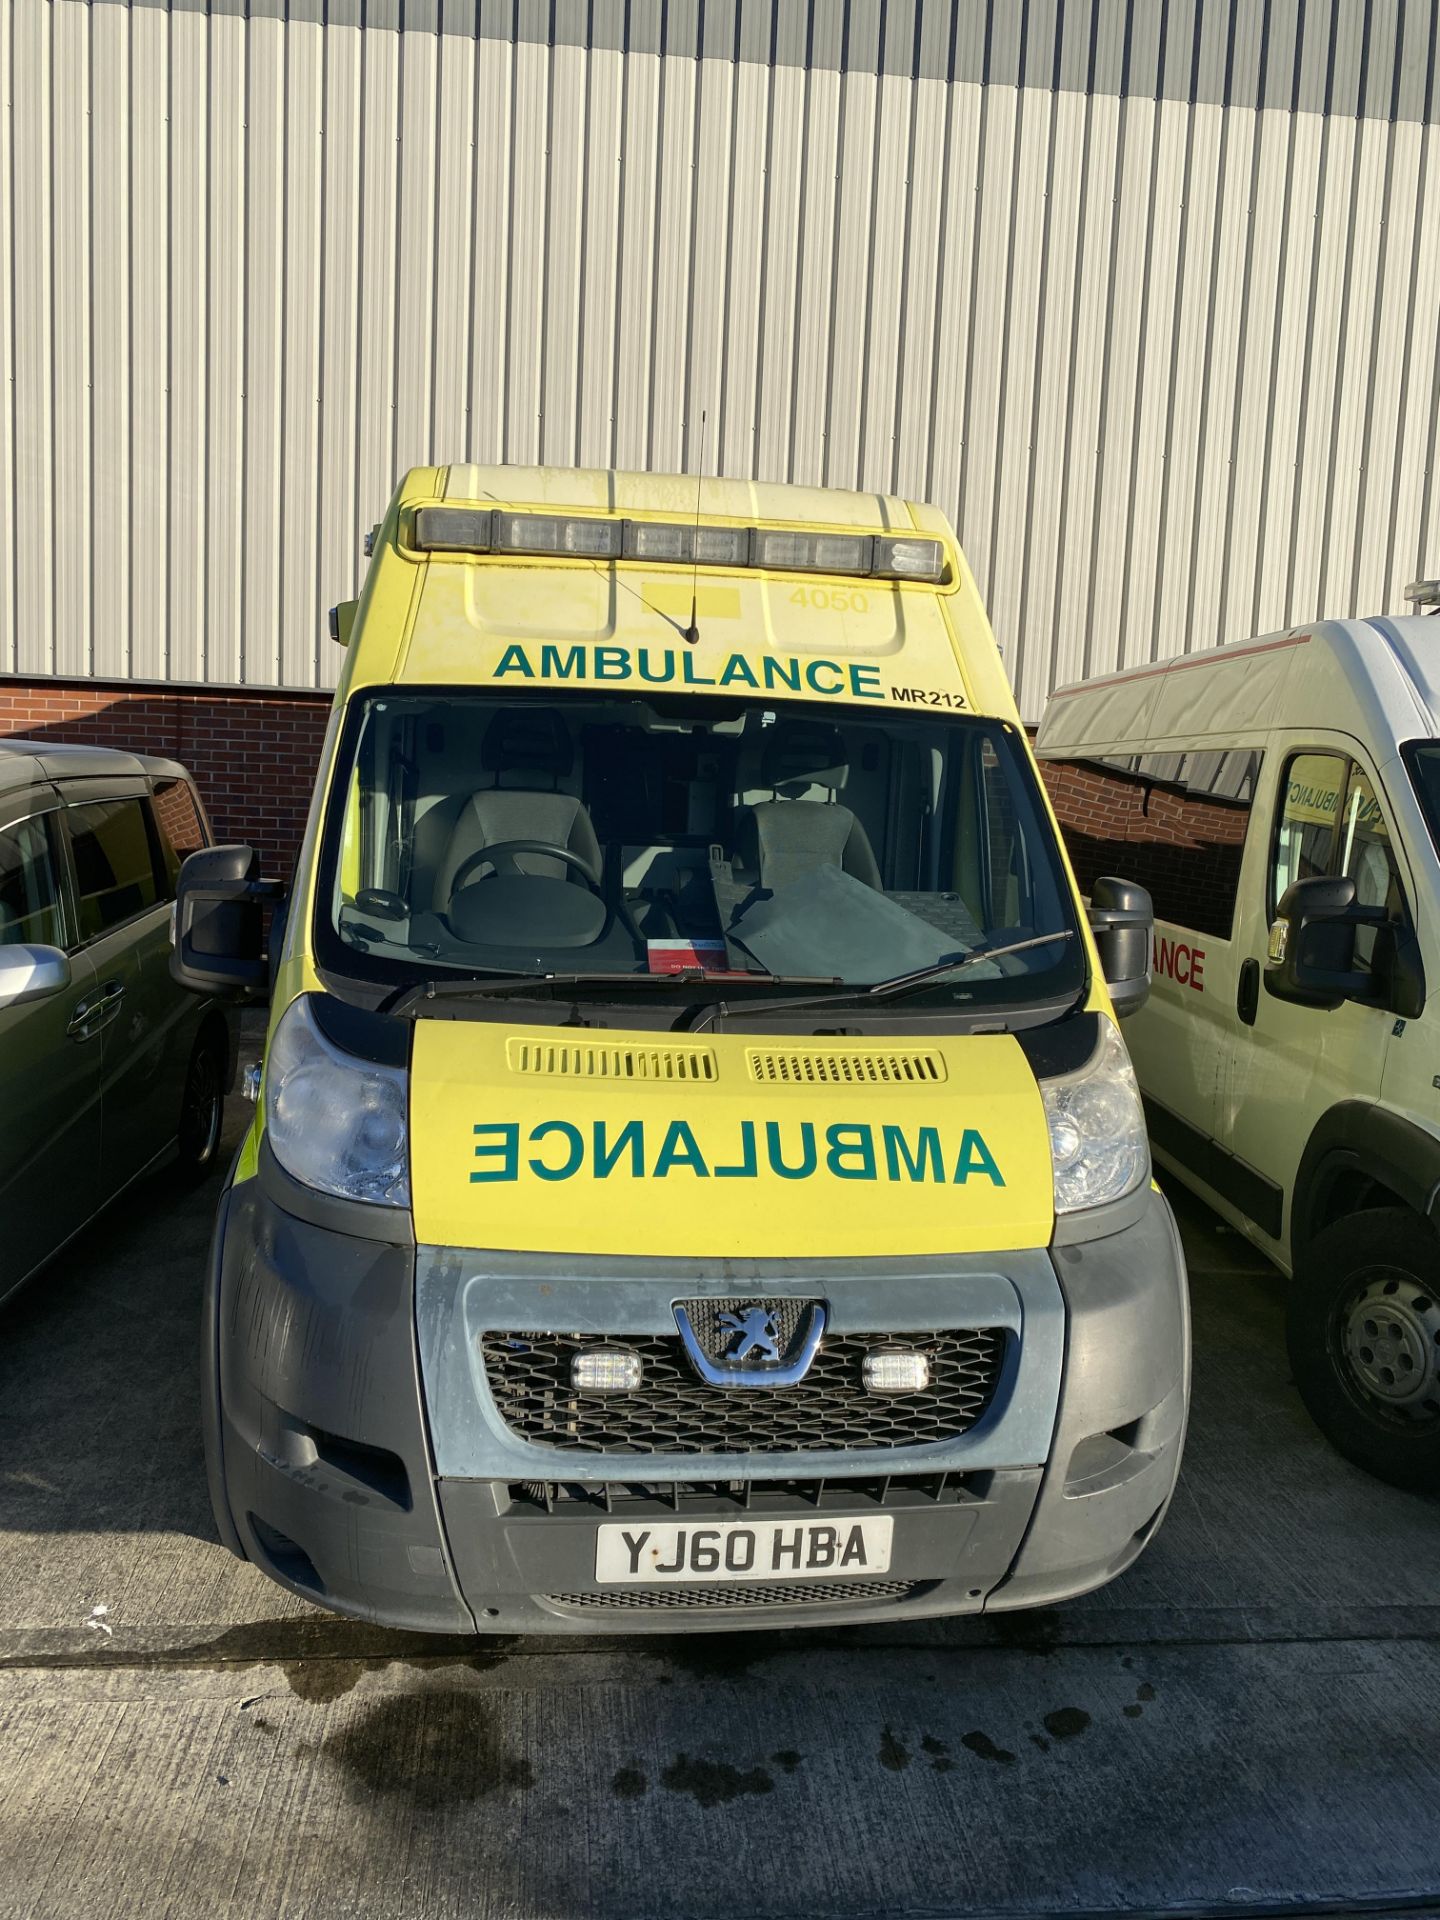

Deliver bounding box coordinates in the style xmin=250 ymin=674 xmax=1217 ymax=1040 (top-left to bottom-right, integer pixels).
xmin=623 ymin=519 xmax=750 ymax=566
xmin=493 ymin=511 xmax=623 ymax=558
xmin=873 ymin=535 xmax=945 ymax=582
xmin=413 ymin=506 xmax=495 ymax=552
xmin=750 ymin=527 xmax=874 ymax=574
xmin=407 ymin=505 xmax=949 ymax=583
xmin=1404 ymin=578 xmax=1440 ymax=609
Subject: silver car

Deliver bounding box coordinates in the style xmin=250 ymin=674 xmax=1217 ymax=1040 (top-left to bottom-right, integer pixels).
xmin=0 ymin=739 xmax=239 ymax=1307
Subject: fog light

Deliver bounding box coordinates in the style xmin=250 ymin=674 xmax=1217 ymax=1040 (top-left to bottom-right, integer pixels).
xmin=862 ymin=1350 xmax=929 ymax=1394
xmin=571 ymin=1350 xmax=643 ymax=1393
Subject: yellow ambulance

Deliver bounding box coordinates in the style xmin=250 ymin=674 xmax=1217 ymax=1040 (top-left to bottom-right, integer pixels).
xmin=173 ymin=466 xmax=1188 ymax=1633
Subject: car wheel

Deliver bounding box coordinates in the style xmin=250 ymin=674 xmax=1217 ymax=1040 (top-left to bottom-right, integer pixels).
xmin=1288 ymin=1207 xmax=1440 ymax=1492
xmin=176 ymin=1032 xmax=225 ymax=1185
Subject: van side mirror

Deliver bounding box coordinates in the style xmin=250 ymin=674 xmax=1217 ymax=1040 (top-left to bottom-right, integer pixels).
xmin=1088 ymin=876 xmax=1152 ymax=1019
xmin=170 ymin=845 xmax=285 ymax=1002
xmin=1263 ymin=874 xmax=1390 ymax=1011
xmin=0 ymin=942 xmax=72 ymax=1011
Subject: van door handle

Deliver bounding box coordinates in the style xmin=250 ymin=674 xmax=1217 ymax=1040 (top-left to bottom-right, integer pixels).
xmin=1237 ymin=957 xmax=1259 ymax=1026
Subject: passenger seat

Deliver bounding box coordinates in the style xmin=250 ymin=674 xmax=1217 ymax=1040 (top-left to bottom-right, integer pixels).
xmin=735 ymin=720 xmax=881 ymax=892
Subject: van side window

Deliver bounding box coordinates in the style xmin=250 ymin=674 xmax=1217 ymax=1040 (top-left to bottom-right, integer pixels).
xmin=1272 ymin=752 xmax=1347 ymax=910
xmin=1272 ymin=754 xmax=1405 ymax=970
xmin=150 ymin=778 xmax=209 ymax=894
xmin=63 ymin=798 xmax=164 ymax=941
xmin=1343 ymin=768 xmax=1405 ymax=973
xmin=0 ymin=815 xmax=65 ymax=949
xmin=1043 ymin=749 xmax=1259 ymax=940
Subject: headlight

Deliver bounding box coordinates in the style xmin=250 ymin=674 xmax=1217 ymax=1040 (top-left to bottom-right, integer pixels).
xmin=1041 ymin=1018 xmax=1149 ymax=1214
xmin=264 ymin=996 xmax=410 ymax=1206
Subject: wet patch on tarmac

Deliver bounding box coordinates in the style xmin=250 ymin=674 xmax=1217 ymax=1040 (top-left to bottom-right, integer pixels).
xmin=877 ymin=1727 xmax=910 ymax=1771
xmin=960 ymin=1730 xmax=1016 ymax=1766
xmin=284 ymin=1659 xmax=367 ymax=1704
xmin=322 ymin=1690 xmax=535 ymax=1807
xmin=1042 ymin=1706 xmax=1091 ymax=1740
xmin=661 ymin=1754 xmax=775 ymax=1806
xmin=984 ymin=1606 xmax=1065 ymax=1653
xmin=611 ymin=1764 xmax=646 ymax=1799
xmin=642 ymin=1631 xmax=789 ymax=1682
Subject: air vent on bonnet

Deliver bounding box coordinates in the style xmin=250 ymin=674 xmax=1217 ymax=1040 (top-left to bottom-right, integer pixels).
xmin=506 ymin=1039 xmax=718 ymax=1082
xmin=746 ymin=1048 xmax=947 ymax=1086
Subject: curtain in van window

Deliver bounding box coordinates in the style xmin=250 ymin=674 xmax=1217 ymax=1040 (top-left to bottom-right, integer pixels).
xmin=1042 ymin=750 xmax=1259 ymax=940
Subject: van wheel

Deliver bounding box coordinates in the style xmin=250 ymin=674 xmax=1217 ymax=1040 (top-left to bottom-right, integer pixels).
xmin=175 ymin=1032 xmax=225 ymax=1185
xmin=1288 ymin=1208 xmax=1440 ymax=1492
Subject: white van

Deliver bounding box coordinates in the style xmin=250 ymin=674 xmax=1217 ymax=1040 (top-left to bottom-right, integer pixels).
xmin=1036 ymin=610 xmax=1440 ymax=1491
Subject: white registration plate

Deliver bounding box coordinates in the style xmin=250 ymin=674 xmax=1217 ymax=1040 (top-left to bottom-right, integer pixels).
xmin=594 ymin=1515 xmax=893 ymax=1585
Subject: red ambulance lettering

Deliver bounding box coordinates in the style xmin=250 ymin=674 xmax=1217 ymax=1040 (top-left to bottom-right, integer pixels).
xmin=1153 ymin=934 xmax=1205 ymax=992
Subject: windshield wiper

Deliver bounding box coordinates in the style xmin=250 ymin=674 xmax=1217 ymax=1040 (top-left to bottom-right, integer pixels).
xmin=688 ymin=931 xmax=1078 ymax=1028
xmin=378 ymin=969 xmax=842 ymax=1018
xmin=861 ymin=930 xmax=1077 ymax=999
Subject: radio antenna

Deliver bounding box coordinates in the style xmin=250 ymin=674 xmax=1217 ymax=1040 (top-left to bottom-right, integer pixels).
xmin=685 ymin=410 xmax=706 ymax=646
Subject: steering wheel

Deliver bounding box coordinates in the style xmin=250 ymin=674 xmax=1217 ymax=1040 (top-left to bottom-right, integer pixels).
xmin=449 ymin=839 xmax=603 ymax=895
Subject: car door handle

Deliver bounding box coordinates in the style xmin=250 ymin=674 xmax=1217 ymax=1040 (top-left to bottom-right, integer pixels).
xmin=68 ymin=981 xmax=125 ymax=1039
xmin=1237 ymin=957 xmax=1260 ymax=1027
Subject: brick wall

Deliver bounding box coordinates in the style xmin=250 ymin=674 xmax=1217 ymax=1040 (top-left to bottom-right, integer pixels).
xmin=1040 ymin=756 xmax=1251 ymax=940
xmin=0 ymin=680 xmax=332 ymax=878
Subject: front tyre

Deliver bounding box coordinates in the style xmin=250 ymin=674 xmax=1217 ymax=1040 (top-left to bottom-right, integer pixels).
xmin=1288 ymin=1208 xmax=1440 ymax=1493
xmin=175 ymin=1030 xmax=225 ymax=1186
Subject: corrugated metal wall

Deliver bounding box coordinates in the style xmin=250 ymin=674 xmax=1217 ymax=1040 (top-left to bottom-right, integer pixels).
xmin=4 ymin=0 xmax=1439 ymax=720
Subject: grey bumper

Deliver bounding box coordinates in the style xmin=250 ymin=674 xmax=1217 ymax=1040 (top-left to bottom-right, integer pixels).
xmin=204 ymin=1165 xmax=1188 ymax=1634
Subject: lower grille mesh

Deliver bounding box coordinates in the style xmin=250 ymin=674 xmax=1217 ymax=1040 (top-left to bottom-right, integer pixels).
xmin=508 ymin=1472 xmax=971 ymax=1514
xmin=546 ymin=1579 xmax=916 ymax=1611
xmin=481 ymin=1325 xmax=1006 ymax=1454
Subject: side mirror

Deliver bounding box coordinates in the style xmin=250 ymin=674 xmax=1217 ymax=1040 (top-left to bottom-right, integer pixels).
xmin=170 ymin=845 xmax=285 ymax=1002
xmin=328 ymin=599 xmax=357 ymax=649
xmin=1263 ymin=874 xmax=1388 ymax=1011
xmin=1088 ymin=876 xmax=1152 ymax=1019
xmin=0 ymin=942 xmax=72 ymax=1011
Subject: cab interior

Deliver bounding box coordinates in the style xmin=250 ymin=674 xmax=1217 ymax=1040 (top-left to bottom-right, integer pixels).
xmin=333 ymin=695 xmax=1051 ymax=983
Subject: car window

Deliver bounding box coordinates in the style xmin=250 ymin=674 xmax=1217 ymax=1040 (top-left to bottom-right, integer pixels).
xmin=316 ymin=692 xmax=1086 ymax=1007
xmin=0 ymin=815 xmax=65 ymax=948
xmin=1270 ymin=753 xmax=1407 ymax=971
xmin=63 ymin=798 xmax=164 ymax=941
xmin=1271 ymin=752 xmax=1347 ymax=912
xmin=150 ymin=778 xmax=209 ymax=894
xmin=1043 ymin=748 xmax=1260 ymax=939
xmin=1339 ymin=766 xmax=1403 ymax=971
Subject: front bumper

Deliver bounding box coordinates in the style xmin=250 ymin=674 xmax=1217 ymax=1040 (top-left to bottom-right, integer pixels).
xmin=203 ymin=1159 xmax=1188 ymax=1633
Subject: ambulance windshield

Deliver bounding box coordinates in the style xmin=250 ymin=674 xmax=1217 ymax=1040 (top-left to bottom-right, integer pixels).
xmin=314 ymin=692 xmax=1084 ymax=1008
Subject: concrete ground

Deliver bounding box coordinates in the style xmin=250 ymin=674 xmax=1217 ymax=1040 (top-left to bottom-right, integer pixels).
xmin=1 ymin=1073 xmax=1438 ymax=1920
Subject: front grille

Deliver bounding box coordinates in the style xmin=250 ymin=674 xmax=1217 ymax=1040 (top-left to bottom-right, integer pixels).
xmin=508 ymin=1471 xmax=975 ymax=1515
xmin=481 ymin=1327 xmax=1006 ymax=1454
xmin=545 ymin=1579 xmax=917 ymax=1611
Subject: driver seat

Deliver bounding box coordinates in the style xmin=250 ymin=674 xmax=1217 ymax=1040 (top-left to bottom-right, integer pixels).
xmin=435 ymin=708 xmax=602 ymax=910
